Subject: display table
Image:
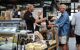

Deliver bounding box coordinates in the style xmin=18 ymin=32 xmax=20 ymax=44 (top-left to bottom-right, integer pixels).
xmin=25 ymin=27 xmax=58 ymax=50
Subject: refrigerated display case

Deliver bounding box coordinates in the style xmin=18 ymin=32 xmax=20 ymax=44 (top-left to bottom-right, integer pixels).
xmin=0 ymin=20 xmax=21 ymax=50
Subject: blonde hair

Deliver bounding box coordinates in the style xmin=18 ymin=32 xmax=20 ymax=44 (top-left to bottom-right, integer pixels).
xmin=59 ymin=4 xmax=68 ymax=10
xmin=26 ymin=4 xmax=34 ymax=10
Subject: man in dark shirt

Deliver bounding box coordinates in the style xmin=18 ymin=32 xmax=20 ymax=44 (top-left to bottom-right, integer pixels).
xmin=23 ymin=4 xmax=35 ymax=32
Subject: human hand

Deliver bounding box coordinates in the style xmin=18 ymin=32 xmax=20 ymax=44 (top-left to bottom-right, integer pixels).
xmin=50 ymin=17 xmax=57 ymax=20
xmin=41 ymin=17 xmax=47 ymax=21
xmin=48 ymin=24 xmax=53 ymax=28
xmin=52 ymin=24 xmax=57 ymax=27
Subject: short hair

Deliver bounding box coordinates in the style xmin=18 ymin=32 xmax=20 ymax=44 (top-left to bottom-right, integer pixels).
xmin=59 ymin=4 xmax=68 ymax=10
xmin=77 ymin=5 xmax=80 ymax=9
xmin=26 ymin=4 xmax=34 ymax=10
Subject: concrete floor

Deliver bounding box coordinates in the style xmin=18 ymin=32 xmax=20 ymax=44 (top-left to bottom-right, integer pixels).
xmin=58 ymin=37 xmax=77 ymax=50
xmin=68 ymin=37 xmax=77 ymax=50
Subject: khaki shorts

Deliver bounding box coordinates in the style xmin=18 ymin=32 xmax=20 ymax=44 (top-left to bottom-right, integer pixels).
xmin=59 ymin=36 xmax=68 ymax=44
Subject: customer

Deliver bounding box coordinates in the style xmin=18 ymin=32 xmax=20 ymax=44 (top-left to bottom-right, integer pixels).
xmin=23 ymin=4 xmax=35 ymax=32
xmin=71 ymin=5 xmax=80 ymax=50
xmin=51 ymin=4 xmax=70 ymax=50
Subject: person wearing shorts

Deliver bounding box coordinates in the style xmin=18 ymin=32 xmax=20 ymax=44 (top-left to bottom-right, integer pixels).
xmin=59 ymin=36 xmax=68 ymax=45
xmin=53 ymin=4 xmax=70 ymax=50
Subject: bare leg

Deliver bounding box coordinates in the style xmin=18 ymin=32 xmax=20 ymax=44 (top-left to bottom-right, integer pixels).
xmin=62 ymin=44 xmax=69 ymax=50
xmin=59 ymin=46 xmax=63 ymax=50
xmin=77 ymin=44 xmax=80 ymax=50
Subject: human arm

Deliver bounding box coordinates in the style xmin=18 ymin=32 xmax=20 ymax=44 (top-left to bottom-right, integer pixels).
xmin=55 ymin=14 xmax=69 ymax=27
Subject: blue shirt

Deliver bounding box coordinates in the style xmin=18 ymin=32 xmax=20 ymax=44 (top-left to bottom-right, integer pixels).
xmin=56 ymin=11 xmax=70 ymax=36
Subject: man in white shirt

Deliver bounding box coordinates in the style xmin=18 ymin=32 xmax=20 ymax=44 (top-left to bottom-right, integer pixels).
xmin=71 ymin=5 xmax=80 ymax=50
